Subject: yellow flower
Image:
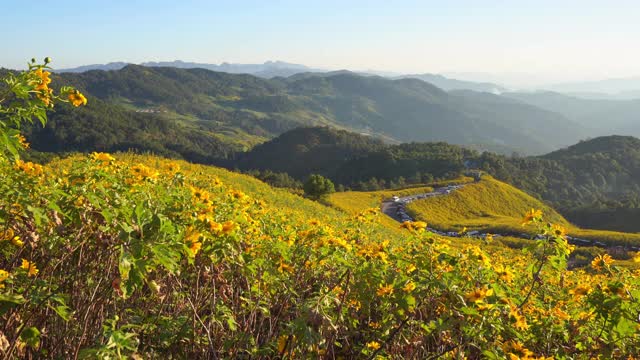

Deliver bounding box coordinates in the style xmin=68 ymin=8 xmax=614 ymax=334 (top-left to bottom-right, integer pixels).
xmin=130 ymin=164 xmax=159 ymax=181
xmin=376 ymin=283 xmax=394 ymax=297
xmin=495 ymin=265 xmax=514 ymax=283
xmin=21 ymin=259 xmax=39 ymax=277
xmin=0 ymin=269 xmax=8 ymax=282
xmin=366 ymin=341 xmax=381 ymax=350
xmin=14 ymin=134 xmax=29 ymax=149
xmin=569 ymin=283 xmax=591 ymax=300
xmin=189 ymin=241 xmax=202 ymax=255
xmin=591 ymin=254 xmax=614 ymax=271
xmin=91 ymin=152 xmax=115 ymax=163
xmin=1 ymin=229 xmax=15 ymax=241
xmin=68 ymin=90 xmax=88 ymax=107
xmin=11 ymin=236 xmax=24 ymax=247
xmin=502 ymin=340 xmax=534 ymax=359
xmin=485 ymin=233 xmax=493 ymax=242
xmin=34 ymin=68 xmax=51 ymax=85
xmin=521 ymin=208 xmax=542 ymax=226
xmin=278 ymin=258 xmax=294 ymax=273
xmin=412 ymin=221 xmax=427 ymax=230
xmin=14 ymin=160 xmax=44 ymax=176
xmin=402 ymin=281 xmax=416 ymax=292
xmin=552 ymin=307 xmax=570 ymax=321
xmin=550 ymin=224 xmax=566 ymax=238
xmin=221 ymin=221 xmax=235 ymax=234
xmin=400 ymin=221 xmax=426 ymax=232
xmin=368 ymin=321 xmax=381 ymax=329
xmin=465 ymin=287 xmax=493 ymax=303
xmin=406 ymin=264 xmax=417 ymax=274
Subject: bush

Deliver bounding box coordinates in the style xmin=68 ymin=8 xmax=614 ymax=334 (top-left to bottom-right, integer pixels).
xmin=303 ymin=173 xmax=335 ymax=199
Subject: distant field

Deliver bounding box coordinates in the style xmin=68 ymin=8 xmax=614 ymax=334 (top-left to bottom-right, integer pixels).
xmin=405 ymin=176 xmax=640 ymax=248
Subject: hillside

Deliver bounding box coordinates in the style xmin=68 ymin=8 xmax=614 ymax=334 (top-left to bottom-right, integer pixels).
xmin=6 ymin=150 xmax=640 ymax=358
xmin=236 ymin=128 xmax=640 ymax=234
xmin=405 ymin=176 xmax=640 ymax=247
xmin=394 ymin=73 xmax=506 ymax=93
xmin=14 ymin=66 xmax=593 ymax=158
xmin=503 ymin=91 xmax=640 ymax=137
xmin=481 ymin=135 xmax=640 ymax=208
xmin=406 ymin=176 xmax=569 ymax=233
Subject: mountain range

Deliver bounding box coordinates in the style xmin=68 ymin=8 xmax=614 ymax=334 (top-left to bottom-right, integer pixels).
xmin=54 ymin=60 xmax=324 ymax=78
xmin=28 ymin=65 xmax=598 ymax=156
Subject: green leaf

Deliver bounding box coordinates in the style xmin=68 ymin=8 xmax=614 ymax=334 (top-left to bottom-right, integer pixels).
xmin=0 ymin=293 xmax=26 ymax=315
xmin=20 ymin=326 xmax=41 ymax=348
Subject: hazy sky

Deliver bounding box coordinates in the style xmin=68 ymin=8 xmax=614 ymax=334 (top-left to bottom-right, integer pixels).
xmin=3 ymin=0 xmax=640 ymax=86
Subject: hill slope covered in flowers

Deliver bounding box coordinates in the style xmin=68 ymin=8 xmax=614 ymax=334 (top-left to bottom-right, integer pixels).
xmin=405 ymin=176 xmax=640 ymax=248
xmin=1 ymin=153 xmax=640 ymax=358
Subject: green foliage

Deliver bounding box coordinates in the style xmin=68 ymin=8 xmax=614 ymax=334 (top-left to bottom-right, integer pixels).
xmin=303 ymin=173 xmax=335 ymax=199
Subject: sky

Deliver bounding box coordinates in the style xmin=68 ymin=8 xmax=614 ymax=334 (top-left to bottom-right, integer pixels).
xmin=3 ymin=0 xmax=640 ymax=87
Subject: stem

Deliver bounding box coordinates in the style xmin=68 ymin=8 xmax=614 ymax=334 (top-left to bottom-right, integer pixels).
xmin=518 ymin=244 xmax=548 ymax=309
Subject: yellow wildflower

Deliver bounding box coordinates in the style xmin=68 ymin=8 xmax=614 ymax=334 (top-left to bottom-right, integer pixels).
xmin=402 ymin=281 xmax=416 ymax=292
xmin=14 ymin=134 xmax=29 ymax=149
xmin=21 ymin=259 xmax=39 ymax=277
xmin=552 ymin=307 xmax=570 ymax=321
xmin=68 ymin=90 xmax=87 ymax=107
xmin=189 ymin=241 xmax=202 ymax=255
xmin=569 ymin=283 xmax=591 ymax=300
xmin=0 ymin=269 xmax=8 ymax=282
xmin=591 ymin=254 xmax=614 ymax=271
xmin=130 ymin=164 xmax=159 ymax=180
xmin=412 ymin=221 xmax=427 ymax=230
xmin=406 ymin=264 xmax=417 ymax=274
xmin=221 ymin=221 xmax=235 ymax=234
xmin=495 ymin=265 xmax=514 ymax=283
xmin=14 ymin=160 xmax=44 ymax=176
xmin=91 ymin=152 xmax=115 ymax=163
xmin=0 ymin=269 xmax=7 ymax=289
xmin=11 ymin=236 xmax=24 ymax=247
xmin=366 ymin=341 xmax=381 ymax=350
xmin=368 ymin=321 xmax=381 ymax=329
xmin=1 ymin=229 xmax=15 ymax=241
xmin=465 ymin=287 xmax=493 ymax=303
xmin=34 ymin=68 xmax=51 ymax=85
xmin=278 ymin=258 xmax=293 ymax=273
xmin=522 ymin=208 xmax=542 ymax=226
xmin=502 ymin=340 xmax=534 ymax=359
xmin=376 ymin=283 xmax=394 ymax=297
xmin=550 ymin=224 xmax=566 ymax=238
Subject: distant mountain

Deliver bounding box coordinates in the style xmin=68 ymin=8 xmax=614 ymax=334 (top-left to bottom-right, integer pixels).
xmin=503 ymin=91 xmax=640 ymax=136
xmin=54 ymin=62 xmax=132 ymax=73
xmin=26 ymin=65 xmax=592 ymax=159
xmin=549 ymin=76 xmax=640 ymax=95
xmin=55 ymin=60 xmax=323 ymax=78
xmin=395 ymin=73 xmax=507 ymax=93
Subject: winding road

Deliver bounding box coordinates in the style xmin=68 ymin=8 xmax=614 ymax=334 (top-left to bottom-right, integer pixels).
xmin=380 ymin=185 xmax=639 ymax=251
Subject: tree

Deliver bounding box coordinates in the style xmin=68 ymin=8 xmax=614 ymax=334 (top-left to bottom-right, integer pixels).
xmin=303 ymin=174 xmax=335 ymax=199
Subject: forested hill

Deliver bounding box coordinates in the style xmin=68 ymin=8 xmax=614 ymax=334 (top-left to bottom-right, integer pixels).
xmin=235 ymin=127 xmax=477 ymax=188
xmin=13 ymin=65 xmax=592 ymax=157
xmin=236 ymin=128 xmax=640 ymax=231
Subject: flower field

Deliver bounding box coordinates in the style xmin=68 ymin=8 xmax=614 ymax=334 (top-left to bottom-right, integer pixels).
xmin=0 ymin=153 xmax=639 ymax=358
xmin=2 ymin=60 xmax=640 ymax=359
